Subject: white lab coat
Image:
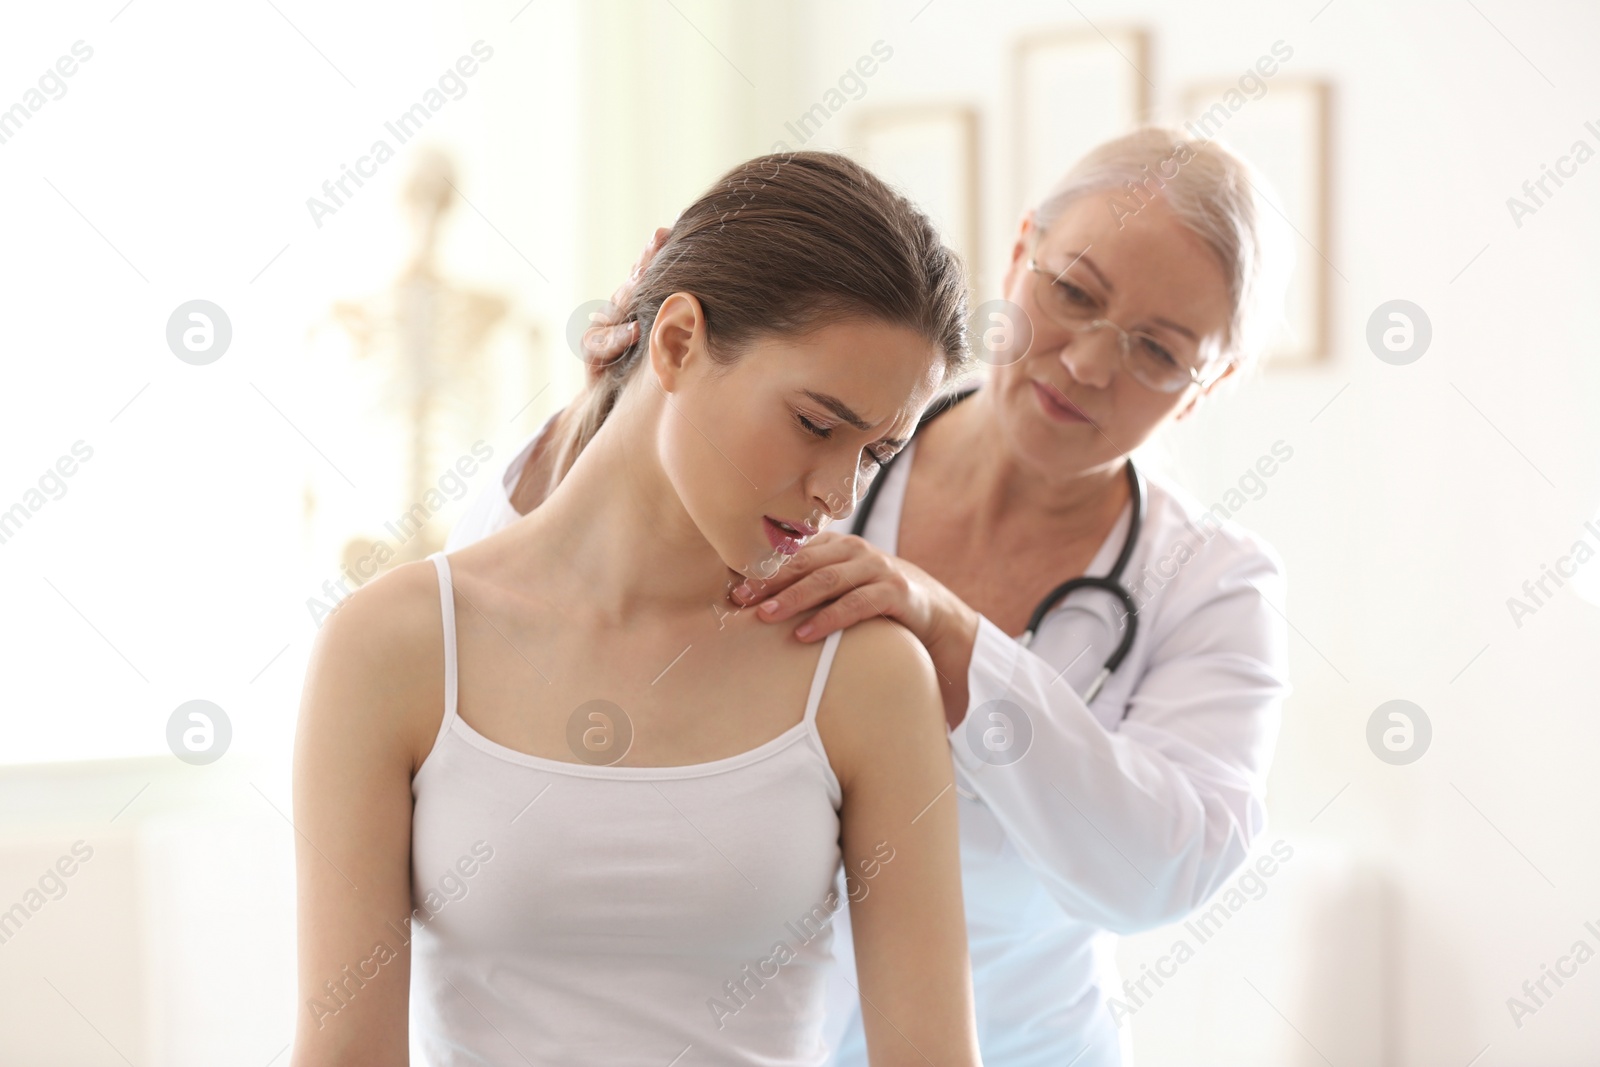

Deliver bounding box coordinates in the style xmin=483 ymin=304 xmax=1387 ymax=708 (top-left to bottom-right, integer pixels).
xmin=445 ymin=415 xmax=1291 ymax=1067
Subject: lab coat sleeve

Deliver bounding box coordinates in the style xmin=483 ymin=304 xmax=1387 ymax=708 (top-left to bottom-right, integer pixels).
xmin=948 ymin=535 xmax=1290 ymax=935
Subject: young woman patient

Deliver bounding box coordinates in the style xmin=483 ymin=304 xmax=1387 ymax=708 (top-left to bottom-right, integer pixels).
xmin=291 ymin=151 xmax=982 ymax=1066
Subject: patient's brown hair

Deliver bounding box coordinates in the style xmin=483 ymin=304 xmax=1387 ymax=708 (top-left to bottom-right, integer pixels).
xmin=545 ymin=150 xmax=970 ymax=493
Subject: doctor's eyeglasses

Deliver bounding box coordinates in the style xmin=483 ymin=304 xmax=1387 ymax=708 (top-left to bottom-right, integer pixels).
xmin=1025 ymin=258 xmax=1228 ymax=394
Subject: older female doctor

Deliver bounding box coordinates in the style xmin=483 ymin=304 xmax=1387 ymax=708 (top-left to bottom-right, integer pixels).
xmin=446 ymin=127 xmax=1292 ymax=1066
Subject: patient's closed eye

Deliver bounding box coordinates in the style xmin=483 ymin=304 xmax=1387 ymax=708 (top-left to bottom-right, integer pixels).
xmin=796 ymin=412 xmax=896 ymax=471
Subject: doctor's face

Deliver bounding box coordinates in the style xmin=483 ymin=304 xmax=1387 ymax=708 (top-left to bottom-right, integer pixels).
xmin=991 ymin=190 xmax=1235 ymax=478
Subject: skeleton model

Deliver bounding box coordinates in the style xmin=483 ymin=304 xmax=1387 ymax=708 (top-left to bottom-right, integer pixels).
xmin=319 ymin=147 xmax=521 ymax=582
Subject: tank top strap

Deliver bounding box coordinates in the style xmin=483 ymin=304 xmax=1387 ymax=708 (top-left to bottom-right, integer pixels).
xmin=427 ymin=551 xmax=460 ymax=744
xmin=801 ymin=628 xmax=844 ymax=725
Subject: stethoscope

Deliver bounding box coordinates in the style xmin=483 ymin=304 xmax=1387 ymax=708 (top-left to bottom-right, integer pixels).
xmin=850 ymin=385 xmax=1144 ymax=709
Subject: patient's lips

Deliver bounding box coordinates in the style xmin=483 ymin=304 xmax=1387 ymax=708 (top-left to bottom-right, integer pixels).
xmin=763 ymin=515 xmax=816 ymax=555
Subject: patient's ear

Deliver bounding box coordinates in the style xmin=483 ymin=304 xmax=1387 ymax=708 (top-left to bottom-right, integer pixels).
xmin=649 ymin=292 xmax=709 ymax=394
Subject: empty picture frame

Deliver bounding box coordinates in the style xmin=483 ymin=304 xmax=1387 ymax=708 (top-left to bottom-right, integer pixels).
xmin=1181 ymin=79 xmax=1331 ymax=365
xmin=1014 ymin=27 xmax=1151 ymax=216
xmin=851 ymin=105 xmax=981 ymax=284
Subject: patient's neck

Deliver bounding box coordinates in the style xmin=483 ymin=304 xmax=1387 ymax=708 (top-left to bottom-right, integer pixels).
xmin=533 ymin=386 xmax=735 ymax=622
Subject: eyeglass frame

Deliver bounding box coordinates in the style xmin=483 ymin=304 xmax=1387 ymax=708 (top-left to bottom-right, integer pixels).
xmin=1023 ymin=257 xmax=1231 ymax=393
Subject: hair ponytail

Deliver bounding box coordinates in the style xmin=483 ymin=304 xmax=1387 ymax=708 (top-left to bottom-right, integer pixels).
xmin=543 ymin=343 xmax=644 ymax=499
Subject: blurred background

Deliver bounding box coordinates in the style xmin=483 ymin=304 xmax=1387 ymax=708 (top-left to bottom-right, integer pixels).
xmin=2 ymin=0 xmax=1597 ymax=1063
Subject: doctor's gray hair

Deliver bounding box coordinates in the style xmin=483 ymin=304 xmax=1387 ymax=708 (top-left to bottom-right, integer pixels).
xmin=1031 ymin=125 xmax=1293 ymax=377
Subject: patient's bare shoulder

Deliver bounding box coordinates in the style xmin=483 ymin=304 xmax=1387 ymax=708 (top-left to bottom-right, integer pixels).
xmin=299 ymin=558 xmax=449 ymax=775
xmin=813 ymin=618 xmax=946 ymax=792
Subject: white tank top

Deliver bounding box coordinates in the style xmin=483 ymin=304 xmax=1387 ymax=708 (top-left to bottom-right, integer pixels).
xmin=409 ymin=551 xmax=848 ymax=1066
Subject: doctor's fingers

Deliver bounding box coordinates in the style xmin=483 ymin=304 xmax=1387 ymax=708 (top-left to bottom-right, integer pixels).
xmin=579 ymin=226 xmax=671 ymax=380
xmin=579 ymin=321 xmax=639 ymax=379
xmin=731 ymin=533 xmax=882 ymax=606
xmin=789 ymin=573 xmax=913 ymax=642
xmin=760 ymin=554 xmax=914 ymax=629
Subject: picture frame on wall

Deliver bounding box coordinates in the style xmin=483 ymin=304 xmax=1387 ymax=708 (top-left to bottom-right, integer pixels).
xmin=1014 ymin=27 xmax=1152 ymax=217
xmin=850 ymin=105 xmax=981 ymax=286
xmin=1180 ymin=79 xmax=1332 ymax=365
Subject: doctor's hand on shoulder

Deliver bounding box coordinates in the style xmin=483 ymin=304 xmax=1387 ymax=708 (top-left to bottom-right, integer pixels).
xmin=734 ymin=533 xmax=981 ymax=728
xmin=730 ymin=532 xmax=977 ymax=674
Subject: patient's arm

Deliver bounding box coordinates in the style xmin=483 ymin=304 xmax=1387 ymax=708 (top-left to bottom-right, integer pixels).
xmin=290 ymin=563 xmax=442 ymax=1067
xmin=820 ymin=619 xmax=982 ymax=1066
